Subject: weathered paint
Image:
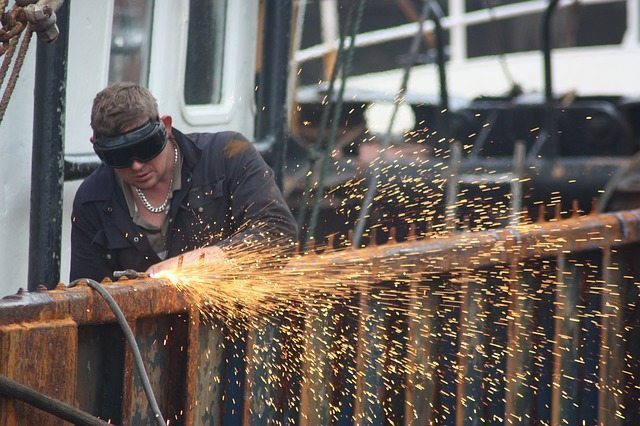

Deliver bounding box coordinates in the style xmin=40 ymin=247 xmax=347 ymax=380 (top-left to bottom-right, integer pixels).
xmin=0 ymin=318 xmax=77 ymax=425
xmin=404 ymin=280 xmax=440 ymax=425
xmin=1 ymin=209 xmax=640 ymax=423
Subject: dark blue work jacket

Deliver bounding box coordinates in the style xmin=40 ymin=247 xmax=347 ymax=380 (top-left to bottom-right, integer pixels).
xmin=70 ymin=129 xmax=297 ymax=282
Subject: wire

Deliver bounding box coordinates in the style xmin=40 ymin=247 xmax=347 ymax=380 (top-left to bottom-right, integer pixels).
xmin=481 ymin=0 xmax=520 ymax=94
xmin=0 ymin=374 xmax=110 ymax=425
xmin=295 ymin=0 xmax=352 ymax=229
xmin=69 ymin=278 xmax=166 ymax=426
xmin=352 ymin=0 xmax=431 ymax=248
xmin=304 ymin=0 xmax=368 ymax=248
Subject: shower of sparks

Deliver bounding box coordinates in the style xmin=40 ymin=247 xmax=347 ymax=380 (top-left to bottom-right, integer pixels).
xmin=154 ymin=238 xmax=375 ymax=331
xmin=152 ymin=113 xmax=634 ymax=424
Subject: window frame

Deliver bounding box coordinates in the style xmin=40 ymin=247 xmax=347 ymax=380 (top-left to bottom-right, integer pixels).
xmin=178 ymin=0 xmax=242 ymax=126
xmin=107 ymin=0 xmax=155 ymax=86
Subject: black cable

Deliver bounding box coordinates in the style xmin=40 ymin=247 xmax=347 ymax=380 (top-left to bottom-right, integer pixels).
xmin=70 ymin=278 xmax=166 ymax=426
xmin=295 ymin=0 xmax=352 ymax=229
xmin=352 ymin=0 xmax=431 ymax=248
xmin=305 ymin=0 xmax=368 ymax=248
xmin=0 ymin=374 xmax=110 ymax=425
xmin=481 ymin=0 xmax=520 ymax=93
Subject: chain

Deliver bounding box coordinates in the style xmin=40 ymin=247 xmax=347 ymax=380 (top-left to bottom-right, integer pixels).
xmin=135 ymin=143 xmax=178 ymax=214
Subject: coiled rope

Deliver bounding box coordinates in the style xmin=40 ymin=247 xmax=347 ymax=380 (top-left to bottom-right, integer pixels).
xmin=0 ymin=0 xmax=61 ymax=125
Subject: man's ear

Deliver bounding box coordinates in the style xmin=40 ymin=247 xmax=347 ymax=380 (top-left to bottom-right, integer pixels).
xmin=160 ymin=115 xmax=173 ymax=135
xmin=90 ymin=134 xmax=96 ymax=144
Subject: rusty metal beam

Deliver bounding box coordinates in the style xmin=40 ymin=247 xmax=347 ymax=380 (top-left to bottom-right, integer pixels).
xmin=0 ymin=279 xmax=186 ymax=326
xmin=504 ymin=261 xmax=535 ymax=423
xmin=2 ymin=208 xmax=640 ymax=424
xmin=0 ymin=319 xmax=77 ymax=425
xmin=598 ymin=249 xmax=625 ymax=425
xmin=289 ymin=209 xmax=640 ymax=279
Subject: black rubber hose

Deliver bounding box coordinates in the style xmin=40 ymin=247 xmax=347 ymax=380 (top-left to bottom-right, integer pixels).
xmin=70 ymin=278 xmax=166 ymax=426
xmin=0 ymin=374 xmax=110 ymax=425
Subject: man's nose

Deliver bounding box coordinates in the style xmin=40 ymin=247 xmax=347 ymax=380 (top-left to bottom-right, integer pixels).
xmin=130 ymin=160 xmax=144 ymax=171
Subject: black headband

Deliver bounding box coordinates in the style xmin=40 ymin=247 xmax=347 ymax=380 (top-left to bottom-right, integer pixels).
xmin=94 ymin=120 xmax=164 ymax=149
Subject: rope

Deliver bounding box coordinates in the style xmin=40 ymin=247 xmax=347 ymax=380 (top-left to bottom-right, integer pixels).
xmin=0 ymin=37 xmax=18 ymax=85
xmin=303 ymin=0 xmax=367 ymax=249
xmin=0 ymin=27 xmax=33 ymax=124
xmin=0 ymin=1 xmax=62 ymax=126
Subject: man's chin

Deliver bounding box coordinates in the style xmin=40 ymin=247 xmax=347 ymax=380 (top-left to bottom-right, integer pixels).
xmin=129 ymin=174 xmax=156 ymax=189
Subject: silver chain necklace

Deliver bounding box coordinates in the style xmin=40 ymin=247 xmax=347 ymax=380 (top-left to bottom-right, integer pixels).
xmin=134 ymin=143 xmax=178 ymax=214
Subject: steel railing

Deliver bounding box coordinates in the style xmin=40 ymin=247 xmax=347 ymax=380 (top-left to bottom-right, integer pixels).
xmin=1 ymin=208 xmax=640 ymax=424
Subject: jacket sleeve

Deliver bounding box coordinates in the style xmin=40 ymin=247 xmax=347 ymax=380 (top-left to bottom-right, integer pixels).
xmin=217 ymin=134 xmax=298 ymax=254
xmin=70 ymin=199 xmax=113 ymax=282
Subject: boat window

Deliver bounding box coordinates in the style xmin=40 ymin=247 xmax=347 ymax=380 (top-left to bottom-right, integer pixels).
xmin=297 ymin=0 xmax=450 ymax=85
xmin=184 ymin=0 xmax=227 ymax=105
xmin=108 ymin=0 xmax=154 ymax=85
xmin=467 ymin=1 xmax=626 ymax=58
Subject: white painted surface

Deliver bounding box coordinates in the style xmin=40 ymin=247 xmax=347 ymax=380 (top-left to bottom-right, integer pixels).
xmin=347 ymin=46 xmax=640 ymax=100
xmin=1 ymin=0 xmax=260 ymax=296
xmin=0 ymin=39 xmax=37 ymax=296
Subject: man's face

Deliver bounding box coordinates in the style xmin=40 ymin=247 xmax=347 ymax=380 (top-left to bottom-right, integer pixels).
xmin=99 ymin=116 xmax=174 ymax=190
xmin=114 ymin=142 xmax=173 ymax=190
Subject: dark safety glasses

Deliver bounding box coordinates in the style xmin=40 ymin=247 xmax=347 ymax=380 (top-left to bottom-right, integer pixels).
xmin=93 ymin=120 xmax=167 ymax=168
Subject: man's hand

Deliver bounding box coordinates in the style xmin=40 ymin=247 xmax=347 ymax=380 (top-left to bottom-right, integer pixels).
xmin=146 ymin=246 xmax=225 ymax=276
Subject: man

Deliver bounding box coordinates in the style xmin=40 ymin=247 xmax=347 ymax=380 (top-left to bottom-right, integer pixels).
xmin=70 ymin=82 xmax=297 ymax=281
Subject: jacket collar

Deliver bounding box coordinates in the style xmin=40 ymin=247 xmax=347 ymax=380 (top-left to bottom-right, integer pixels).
xmin=166 ymin=129 xmax=201 ymax=219
xmin=173 ymin=128 xmax=202 ymax=171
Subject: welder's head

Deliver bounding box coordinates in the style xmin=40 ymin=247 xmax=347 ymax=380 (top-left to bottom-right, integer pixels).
xmin=90 ymin=82 xmax=168 ymax=169
xmin=90 ymin=82 xmax=159 ymax=139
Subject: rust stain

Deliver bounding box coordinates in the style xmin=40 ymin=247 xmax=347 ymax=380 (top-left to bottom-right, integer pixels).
xmin=0 ymin=209 xmax=639 ymax=425
xmin=224 ymin=138 xmax=251 ymax=158
xmin=0 ymin=319 xmax=78 ymax=426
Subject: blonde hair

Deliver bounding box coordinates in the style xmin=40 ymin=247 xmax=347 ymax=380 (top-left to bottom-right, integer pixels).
xmin=91 ymin=82 xmax=158 ymax=137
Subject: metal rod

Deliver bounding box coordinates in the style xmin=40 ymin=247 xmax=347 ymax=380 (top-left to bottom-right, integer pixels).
xmin=404 ymin=281 xmax=440 ymax=424
xmin=295 ymin=7 xmax=349 ymax=228
xmin=445 ymin=140 xmax=462 ymax=232
xmin=598 ymin=248 xmax=624 ymax=425
xmin=27 ymin=0 xmax=69 ymax=291
xmin=352 ymin=0 xmax=431 ymax=248
xmin=255 ymin=0 xmax=292 ymax=188
xmin=319 ymin=0 xmax=340 ymax=81
xmin=509 ymin=140 xmax=526 ymax=227
xmin=305 ymin=0 xmax=367 ymax=248
xmin=541 ymin=0 xmax=559 ymax=157
xmin=286 ymin=0 xmax=308 ymax=125
xmin=455 ymin=274 xmax=487 ymax=426
xmin=0 ymin=374 xmax=110 ymax=425
xmin=551 ymin=253 xmax=580 ymax=425
xmin=504 ymin=261 xmax=535 ymax=421
xmin=63 ymin=153 xmax=100 ymax=181
xmin=428 ymin=0 xmax=449 ymax=113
